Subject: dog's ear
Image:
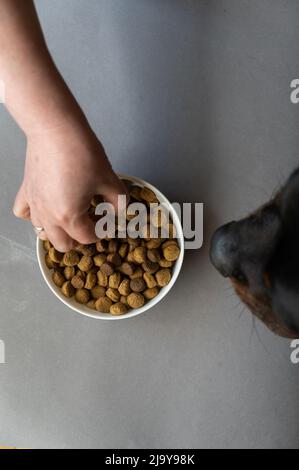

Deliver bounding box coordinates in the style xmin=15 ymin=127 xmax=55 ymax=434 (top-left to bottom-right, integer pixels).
xmin=281 ymin=168 xmax=299 ymax=232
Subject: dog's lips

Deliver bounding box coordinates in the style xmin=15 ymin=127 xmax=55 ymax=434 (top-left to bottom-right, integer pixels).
xmin=230 ymin=278 xmax=299 ymax=339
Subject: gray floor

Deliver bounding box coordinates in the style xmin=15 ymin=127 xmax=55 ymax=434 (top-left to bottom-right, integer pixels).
xmin=0 ymin=0 xmax=298 ymax=449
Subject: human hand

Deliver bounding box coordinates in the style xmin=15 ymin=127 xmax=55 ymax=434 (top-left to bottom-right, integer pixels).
xmin=13 ymin=122 xmax=126 ymax=252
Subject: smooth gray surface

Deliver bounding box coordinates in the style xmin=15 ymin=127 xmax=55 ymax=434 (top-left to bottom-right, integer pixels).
xmin=0 ymin=0 xmax=299 ymax=449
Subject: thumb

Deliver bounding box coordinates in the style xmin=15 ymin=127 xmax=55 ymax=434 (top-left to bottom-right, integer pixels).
xmin=13 ymin=184 xmax=30 ymax=220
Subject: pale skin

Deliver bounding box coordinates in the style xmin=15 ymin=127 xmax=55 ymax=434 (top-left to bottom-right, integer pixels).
xmin=0 ymin=0 xmax=126 ymax=252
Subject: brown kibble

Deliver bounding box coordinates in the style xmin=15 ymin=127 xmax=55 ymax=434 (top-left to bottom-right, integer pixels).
xmin=109 ymin=272 xmax=122 ymax=289
xmin=118 ymin=279 xmax=131 ymax=296
xmin=77 ymin=244 xmax=96 ymax=256
xmin=130 ymin=267 xmax=143 ymax=280
xmin=107 ymin=253 xmax=122 ymax=267
xmin=133 ymin=246 xmax=147 ymax=264
xmin=130 ymin=186 xmax=142 ymax=201
xmin=127 ymin=237 xmax=140 ymax=248
xmin=127 ymin=292 xmax=145 ymax=309
xmin=156 ymin=268 xmax=172 ymax=287
xmin=146 ymin=238 xmax=163 ymax=249
xmin=144 ymin=287 xmax=160 ymax=300
xmin=119 ymin=262 xmax=136 ymax=276
xmin=93 ymin=253 xmax=106 ymax=267
xmin=142 ymin=260 xmax=159 ymax=274
xmin=78 ymin=256 xmax=94 ymax=272
xmin=52 ymin=270 xmax=65 ymax=288
xmin=159 ymin=258 xmax=173 ymax=268
xmin=75 ymin=289 xmax=90 ymax=304
xmin=85 ymin=272 xmax=97 ymax=290
xmin=119 ymin=243 xmax=129 ymax=258
xmin=140 ymin=187 xmax=157 ymax=203
xmin=45 ymin=254 xmax=59 ymax=270
xmin=162 ymin=240 xmax=177 ymax=249
xmin=120 ymin=295 xmax=128 ymax=305
xmin=126 ymin=251 xmax=135 ymax=263
xmin=97 ymin=271 xmax=108 ymax=287
xmin=130 ymin=278 xmax=146 ymax=293
xmin=61 ymin=281 xmax=75 ymax=298
xmin=71 ymin=274 xmax=85 ymax=290
xmin=63 ymin=250 xmax=80 ymax=267
xmin=64 ymin=266 xmax=76 ymax=280
xmin=91 ymin=285 xmax=106 ymax=300
xmin=108 ymin=240 xmax=118 ymax=253
xmin=96 ymin=239 xmax=108 ymax=252
xmin=110 ymin=302 xmax=128 ymax=315
xmin=147 ymin=248 xmax=161 ymax=263
xmin=43 ymin=240 xmax=52 ymax=252
xmin=106 ymin=288 xmax=120 ymax=303
xmin=163 ymin=243 xmax=180 ymax=262
xmin=49 ymin=247 xmax=64 ymax=263
xmin=100 ymin=262 xmax=114 ymax=276
xmin=95 ymin=296 xmax=112 ymax=313
xmin=143 ymin=272 xmax=157 ymax=289
xmin=87 ymin=299 xmax=97 ymax=310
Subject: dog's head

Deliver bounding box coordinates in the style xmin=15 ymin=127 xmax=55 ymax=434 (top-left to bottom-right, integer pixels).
xmin=210 ymin=169 xmax=299 ymax=338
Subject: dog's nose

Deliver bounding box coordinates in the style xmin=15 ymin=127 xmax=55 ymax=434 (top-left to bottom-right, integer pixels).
xmin=210 ymin=222 xmax=239 ymax=278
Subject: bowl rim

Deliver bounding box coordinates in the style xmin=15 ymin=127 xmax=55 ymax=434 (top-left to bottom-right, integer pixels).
xmin=36 ymin=173 xmax=185 ymax=320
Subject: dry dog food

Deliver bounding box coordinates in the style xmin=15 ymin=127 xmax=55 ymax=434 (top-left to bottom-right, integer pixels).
xmin=43 ymin=183 xmax=181 ymax=315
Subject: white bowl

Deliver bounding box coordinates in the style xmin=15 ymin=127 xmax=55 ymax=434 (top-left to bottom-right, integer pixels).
xmin=36 ymin=174 xmax=185 ymax=320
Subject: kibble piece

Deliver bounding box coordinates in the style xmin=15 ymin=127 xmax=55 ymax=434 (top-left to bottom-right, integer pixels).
xmin=118 ymin=279 xmax=131 ymax=296
xmin=133 ymin=246 xmax=147 ymax=264
xmin=110 ymin=302 xmax=128 ymax=315
xmin=147 ymin=249 xmax=161 ymax=263
xmin=45 ymin=254 xmax=59 ymax=269
xmin=163 ymin=243 xmax=180 ymax=262
xmin=78 ymin=244 xmax=96 ymax=256
xmin=126 ymin=251 xmax=136 ymax=263
xmin=107 ymin=253 xmax=122 ymax=267
xmin=127 ymin=237 xmax=140 ymax=249
xmin=95 ymin=296 xmax=112 ymax=313
xmin=119 ymin=243 xmax=129 ymax=258
xmin=85 ymin=272 xmax=97 ymax=290
xmin=100 ymin=262 xmax=114 ymax=276
xmin=108 ymin=240 xmax=118 ymax=253
xmin=93 ymin=254 xmax=106 ymax=267
xmin=146 ymin=239 xmax=163 ymax=249
xmin=143 ymin=272 xmax=157 ymax=289
xmin=78 ymin=256 xmax=94 ymax=272
xmin=52 ymin=270 xmax=65 ymax=288
xmin=142 ymin=260 xmax=159 ymax=274
xmin=43 ymin=240 xmax=52 ymax=252
xmin=130 ymin=278 xmax=146 ymax=293
xmin=97 ymin=271 xmax=108 ymax=287
xmin=159 ymin=258 xmax=173 ymax=268
xmin=162 ymin=240 xmax=177 ymax=249
xmin=63 ymin=250 xmax=80 ymax=267
xmin=87 ymin=299 xmax=96 ymax=310
xmin=140 ymin=187 xmax=157 ymax=203
xmin=64 ymin=266 xmax=76 ymax=280
xmin=127 ymin=292 xmax=145 ymax=309
xmin=130 ymin=186 xmax=142 ymax=201
xmin=106 ymin=288 xmax=120 ymax=303
xmin=109 ymin=272 xmax=122 ymax=289
xmin=49 ymin=247 xmax=64 ymax=263
xmin=130 ymin=267 xmax=143 ymax=280
xmin=61 ymin=281 xmax=75 ymax=298
xmin=96 ymin=239 xmax=108 ymax=253
xmin=156 ymin=268 xmax=172 ymax=287
xmin=75 ymin=289 xmax=90 ymax=304
xmin=91 ymin=285 xmax=107 ymax=300
xmin=71 ymin=274 xmax=85 ymax=290
xmin=144 ymin=287 xmax=160 ymax=300
xmin=119 ymin=262 xmax=136 ymax=276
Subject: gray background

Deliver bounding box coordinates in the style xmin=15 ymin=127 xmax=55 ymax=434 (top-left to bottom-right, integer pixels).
xmin=0 ymin=0 xmax=298 ymax=449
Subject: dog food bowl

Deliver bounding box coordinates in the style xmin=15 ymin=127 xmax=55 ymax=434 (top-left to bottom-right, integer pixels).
xmin=37 ymin=174 xmax=185 ymax=320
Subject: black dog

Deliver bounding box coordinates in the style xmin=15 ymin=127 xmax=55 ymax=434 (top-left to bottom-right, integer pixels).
xmin=210 ymin=169 xmax=299 ymax=338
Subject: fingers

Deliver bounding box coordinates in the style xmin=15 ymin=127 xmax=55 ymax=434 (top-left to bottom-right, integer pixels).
xmin=44 ymin=225 xmax=76 ymax=253
xmin=13 ymin=185 xmax=31 ymax=221
xmin=65 ymin=214 xmax=97 ymax=245
xmin=100 ymin=173 xmax=128 ymax=213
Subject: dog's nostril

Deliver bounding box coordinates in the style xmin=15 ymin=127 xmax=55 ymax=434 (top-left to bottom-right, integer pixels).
xmin=210 ymin=222 xmax=240 ymax=278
